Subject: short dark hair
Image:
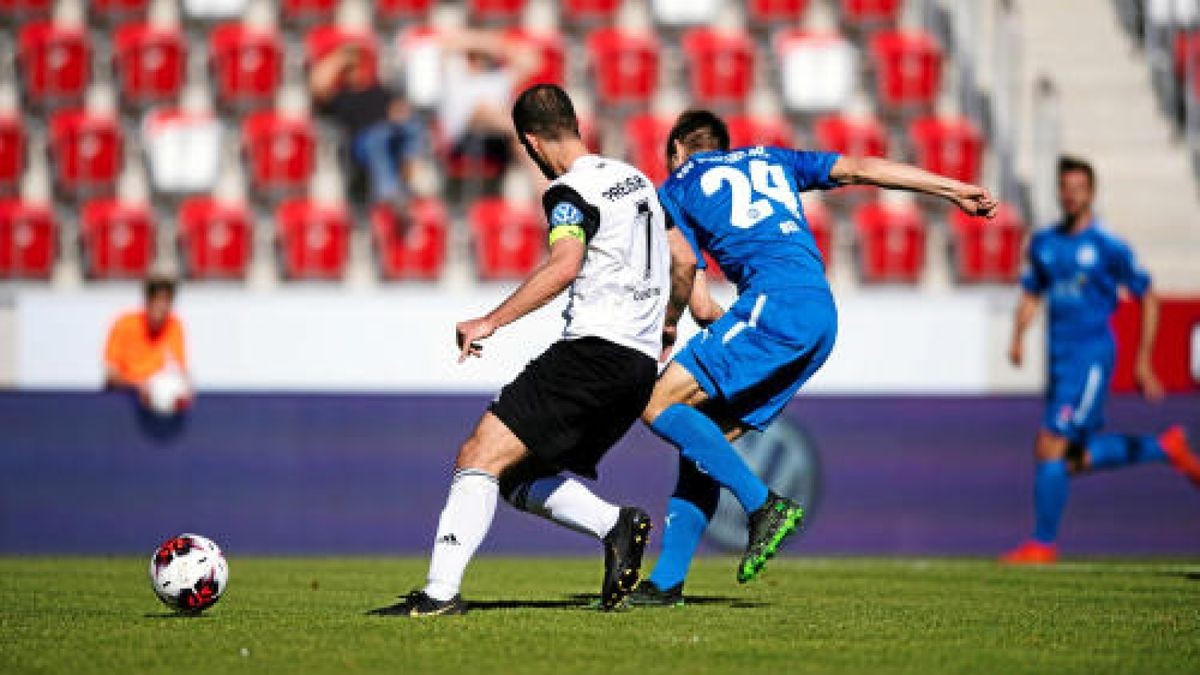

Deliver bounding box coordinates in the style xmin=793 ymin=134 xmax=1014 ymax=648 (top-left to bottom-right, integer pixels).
xmin=1057 ymin=155 xmax=1095 ymax=188
xmin=144 ymin=275 xmax=177 ymax=301
xmin=511 ymin=84 xmax=580 ymax=141
xmin=665 ymin=110 xmax=730 ymax=167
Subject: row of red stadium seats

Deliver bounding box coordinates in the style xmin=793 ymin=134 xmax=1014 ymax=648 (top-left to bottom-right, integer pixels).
xmin=14 ymin=19 xmax=942 ymax=113
xmin=0 ymin=0 xmax=905 ymax=29
xmin=0 ymin=196 xmax=1023 ymax=283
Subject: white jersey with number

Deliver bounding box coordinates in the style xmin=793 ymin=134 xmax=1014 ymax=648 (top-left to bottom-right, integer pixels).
xmin=542 ymin=154 xmax=671 ymax=360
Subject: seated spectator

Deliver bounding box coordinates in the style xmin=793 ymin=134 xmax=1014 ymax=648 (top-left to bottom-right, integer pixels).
xmin=310 ymin=45 xmax=423 ymax=210
xmin=104 ymin=276 xmax=192 ymax=415
xmin=437 ymin=29 xmax=541 ymax=192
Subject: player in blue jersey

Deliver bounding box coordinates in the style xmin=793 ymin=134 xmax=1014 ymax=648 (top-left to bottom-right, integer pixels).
xmin=1001 ymin=156 xmax=1199 ymax=565
xmin=629 ymin=111 xmax=999 ymax=604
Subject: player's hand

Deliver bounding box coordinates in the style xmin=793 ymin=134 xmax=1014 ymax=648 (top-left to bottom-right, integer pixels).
xmin=1135 ymin=358 xmax=1165 ymax=402
xmin=660 ymin=324 xmax=678 ymax=363
xmin=455 ymin=317 xmax=496 ymax=363
xmin=953 ymin=185 xmax=999 ymax=218
xmin=1007 ymin=339 xmax=1023 ymax=367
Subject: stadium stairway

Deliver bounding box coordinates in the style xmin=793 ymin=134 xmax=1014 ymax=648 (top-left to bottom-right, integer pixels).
xmin=1015 ymin=0 xmax=1200 ymax=292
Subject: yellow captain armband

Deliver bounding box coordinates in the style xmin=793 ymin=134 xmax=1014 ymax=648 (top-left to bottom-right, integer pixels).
xmin=548 ymin=225 xmax=586 ymax=246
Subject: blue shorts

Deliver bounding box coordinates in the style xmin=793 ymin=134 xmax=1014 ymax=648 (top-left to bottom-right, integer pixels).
xmin=673 ymin=286 xmax=837 ymax=430
xmin=1043 ymin=339 xmax=1114 ymax=443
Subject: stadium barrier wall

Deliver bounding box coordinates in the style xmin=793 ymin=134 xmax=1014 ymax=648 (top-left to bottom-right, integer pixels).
xmin=2 ymin=392 xmax=1197 ymax=556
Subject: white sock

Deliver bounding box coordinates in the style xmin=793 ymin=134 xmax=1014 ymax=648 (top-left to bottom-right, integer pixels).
xmin=520 ymin=476 xmax=621 ymax=540
xmin=424 ymin=469 xmax=498 ymax=601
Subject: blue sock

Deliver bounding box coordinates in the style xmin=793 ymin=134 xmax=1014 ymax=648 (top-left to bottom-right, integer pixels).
xmin=1033 ymin=459 xmax=1069 ymax=544
xmin=1086 ymin=434 xmax=1167 ymax=470
xmin=648 ymin=457 xmax=720 ymax=590
xmin=649 ymin=403 xmax=769 ymax=513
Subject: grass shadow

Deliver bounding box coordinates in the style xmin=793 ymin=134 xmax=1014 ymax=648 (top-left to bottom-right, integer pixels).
xmin=565 ymin=593 xmax=769 ymax=609
xmin=143 ymin=612 xmax=208 ymax=619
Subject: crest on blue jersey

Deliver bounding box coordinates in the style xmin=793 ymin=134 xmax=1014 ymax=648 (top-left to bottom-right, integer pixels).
xmin=550 ymin=202 xmax=584 ymax=227
xmin=1076 ymin=243 xmax=1097 ymax=267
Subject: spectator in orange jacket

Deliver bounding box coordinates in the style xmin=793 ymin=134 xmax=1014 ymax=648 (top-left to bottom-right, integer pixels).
xmin=104 ymin=276 xmax=191 ymax=410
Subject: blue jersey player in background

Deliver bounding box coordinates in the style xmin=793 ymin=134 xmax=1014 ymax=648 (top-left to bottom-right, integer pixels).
xmin=1002 ymin=156 xmax=1199 ymax=565
xmin=631 ymin=111 xmax=1000 ymax=605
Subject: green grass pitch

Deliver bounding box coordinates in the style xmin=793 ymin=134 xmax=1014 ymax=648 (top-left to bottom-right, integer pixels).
xmin=2 ymin=556 xmax=1198 ymax=674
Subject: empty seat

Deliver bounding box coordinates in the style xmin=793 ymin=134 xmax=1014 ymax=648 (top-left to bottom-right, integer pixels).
xmin=372 ymin=199 xmax=448 ymax=280
xmin=869 ymin=30 xmax=942 ymax=112
xmin=854 ymin=202 xmax=926 ymax=283
xmin=1174 ymin=30 xmax=1200 ymax=98
xmin=625 ymin=114 xmax=672 ymax=185
xmin=275 ymin=198 xmax=350 ymax=279
xmin=182 ymin=0 xmax=248 ymax=22
xmin=587 ymin=28 xmax=660 ymax=107
xmin=813 ymin=114 xmax=890 ymax=157
xmin=651 ymin=0 xmax=723 ymax=27
xmin=279 ymin=0 xmax=338 ymax=27
xmin=209 ymin=23 xmax=283 ymax=110
xmin=0 ymin=114 xmax=24 ymax=196
xmin=0 ymin=199 xmax=56 ymax=278
xmin=840 ymin=0 xmax=902 ymax=30
xmin=748 ymin=0 xmax=810 ymax=27
xmin=507 ymin=28 xmax=566 ymax=91
xmin=775 ymin=31 xmax=857 ymax=113
xmin=469 ymin=198 xmax=544 ymax=279
xmin=0 ymin=0 xmax=52 ymax=22
xmin=561 ymin=0 xmax=621 ymax=25
xmin=18 ymin=22 xmax=90 ymax=108
xmin=949 ymin=204 xmax=1024 ymax=283
xmin=80 ymin=198 xmax=155 ymax=278
xmin=113 ymin=23 xmax=187 ymax=110
xmin=89 ymin=0 xmax=149 ymax=24
xmin=802 ymin=195 xmax=833 ymax=268
xmin=48 ymin=109 xmax=123 ymax=200
xmin=144 ymin=109 xmax=222 ymax=197
xmin=726 ymin=114 xmax=793 ymax=148
xmin=377 ymin=0 xmax=435 ymax=24
xmin=467 ymin=0 xmax=527 ymax=23
xmin=681 ymin=28 xmax=756 ymax=108
xmin=242 ymin=111 xmax=316 ymax=197
xmin=396 ymin=26 xmax=443 ymax=108
xmin=178 ymin=196 xmax=252 ymax=279
xmin=305 ymin=26 xmax=379 ymax=85
xmin=909 ymin=116 xmax=984 ymax=185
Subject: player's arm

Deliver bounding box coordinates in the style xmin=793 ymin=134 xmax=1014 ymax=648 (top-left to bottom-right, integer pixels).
xmin=662 ymin=227 xmax=698 ymax=361
xmin=455 ymin=237 xmax=584 ymax=362
xmin=1133 ymin=289 xmax=1163 ymax=400
xmin=830 ymin=156 xmax=998 ymax=218
xmin=1008 ymin=291 xmax=1041 ymax=367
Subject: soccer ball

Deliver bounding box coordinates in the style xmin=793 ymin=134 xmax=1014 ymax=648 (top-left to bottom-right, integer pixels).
xmin=149 ymin=533 xmax=228 ymax=613
xmin=145 ymin=368 xmax=190 ymax=416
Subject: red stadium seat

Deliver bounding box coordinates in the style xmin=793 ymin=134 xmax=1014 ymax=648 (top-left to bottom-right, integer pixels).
xmin=840 ymin=0 xmax=902 ymax=29
xmin=681 ymin=28 xmax=756 ymax=108
xmin=113 ymin=24 xmax=187 ymax=110
xmin=177 ymin=197 xmax=252 ymax=279
xmin=208 ymin=23 xmax=283 ymax=110
xmin=242 ymin=111 xmax=316 ymax=198
xmin=275 ymin=199 xmax=350 ymax=280
xmin=854 ymin=202 xmax=926 ymax=283
xmin=0 ymin=199 xmax=55 ymax=278
xmin=80 ymin=198 xmax=155 ymax=278
xmin=802 ymin=195 xmax=833 ymax=268
xmin=726 ymin=114 xmax=793 ymax=149
xmin=469 ymin=198 xmax=544 ymax=280
xmin=0 ymin=0 xmax=52 ymax=22
xmin=587 ymin=28 xmax=660 ymax=108
xmin=909 ymin=116 xmax=984 ymax=185
xmin=89 ymin=0 xmax=149 ymax=24
xmin=279 ymin=0 xmax=337 ymax=27
xmin=305 ymin=26 xmax=379 ymax=86
xmin=0 ymin=114 xmax=24 ymax=196
xmin=507 ymin=28 xmax=566 ymax=91
xmin=48 ymin=109 xmax=123 ymax=200
xmin=468 ymin=0 xmax=527 ymax=23
xmin=625 ymin=114 xmax=672 ymax=185
xmin=372 ymin=199 xmax=447 ymax=280
xmin=949 ymin=204 xmax=1024 ymax=284
xmin=18 ymin=22 xmax=90 ymax=108
xmin=748 ymin=0 xmax=810 ymax=26
xmin=377 ymin=0 xmax=434 ymax=24
xmin=869 ymin=30 xmax=942 ymax=113
xmin=561 ymin=0 xmax=621 ymax=25
xmin=1174 ymin=30 xmax=1200 ymax=98
xmin=813 ymin=114 xmax=889 ymax=157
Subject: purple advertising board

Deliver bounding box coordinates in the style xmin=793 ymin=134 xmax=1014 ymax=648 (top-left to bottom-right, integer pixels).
xmin=0 ymin=392 xmax=1197 ymax=556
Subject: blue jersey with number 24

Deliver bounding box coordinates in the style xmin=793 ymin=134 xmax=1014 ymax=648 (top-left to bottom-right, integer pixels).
xmin=658 ymin=146 xmax=841 ymax=293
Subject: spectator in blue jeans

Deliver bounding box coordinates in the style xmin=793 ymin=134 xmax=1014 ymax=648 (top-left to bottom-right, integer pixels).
xmin=310 ymin=45 xmax=423 ymax=209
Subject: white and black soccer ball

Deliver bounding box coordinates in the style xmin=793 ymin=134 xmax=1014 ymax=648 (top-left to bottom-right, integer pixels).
xmin=149 ymin=533 xmax=228 ymax=613
xmin=145 ymin=369 xmax=190 ymax=416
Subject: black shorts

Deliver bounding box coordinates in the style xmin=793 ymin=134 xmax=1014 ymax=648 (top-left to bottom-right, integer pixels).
xmin=488 ymin=337 xmax=657 ymax=480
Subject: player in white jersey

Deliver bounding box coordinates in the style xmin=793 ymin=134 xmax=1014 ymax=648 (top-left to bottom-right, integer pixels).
xmin=371 ymin=84 xmax=698 ymax=617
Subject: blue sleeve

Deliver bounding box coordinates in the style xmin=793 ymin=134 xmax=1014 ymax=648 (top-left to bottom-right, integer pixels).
xmin=1019 ymin=235 xmax=1049 ymax=295
xmin=1110 ymin=239 xmax=1151 ymax=297
xmin=776 ymin=148 xmax=841 ymax=191
xmin=659 ymin=186 xmax=706 ymax=270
